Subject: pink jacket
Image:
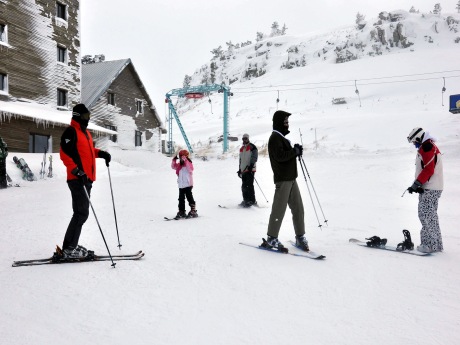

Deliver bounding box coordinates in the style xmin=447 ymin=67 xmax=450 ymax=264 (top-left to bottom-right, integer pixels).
xmin=171 ymin=157 xmax=194 ymax=188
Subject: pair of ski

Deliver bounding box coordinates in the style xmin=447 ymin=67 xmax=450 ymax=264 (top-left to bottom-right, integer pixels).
xmin=240 ymin=240 xmax=326 ymax=260
xmin=12 ymin=250 xmax=144 ymax=267
xmin=349 ymin=238 xmax=430 ymax=256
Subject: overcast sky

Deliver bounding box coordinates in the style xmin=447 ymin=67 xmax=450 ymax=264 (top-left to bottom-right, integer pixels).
xmin=80 ymin=0 xmax=459 ymax=116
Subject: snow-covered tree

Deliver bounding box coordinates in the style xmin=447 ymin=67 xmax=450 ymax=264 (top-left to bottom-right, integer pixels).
xmin=281 ymin=23 xmax=288 ymax=35
xmin=210 ymin=46 xmax=223 ymax=59
xmin=433 ymin=3 xmax=442 ymax=14
xmin=456 ymin=0 xmax=460 ymax=13
xmin=81 ymin=54 xmax=105 ymax=64
xmin=183 ymin=75 xmax=191 ymax=88
xmin=270 ymin=21 xmax=280 ymax=36
xmin=409 ymin=6 xmax=417 ymax=13
xmin=356 ymin=12 xmax=366 ymax=29
xmin=256 ymin=32 xmax=264 ymax=42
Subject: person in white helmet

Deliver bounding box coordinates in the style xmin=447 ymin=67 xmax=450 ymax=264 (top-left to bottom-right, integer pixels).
xmin=406 ymin=127 xmax=444 ymax=253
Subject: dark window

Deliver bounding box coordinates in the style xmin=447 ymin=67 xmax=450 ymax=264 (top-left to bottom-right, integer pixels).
xmin=105 ymin=125 xmax=117 ymax=143
xmin=136 ymin=100 xmax=143 ymax=114
xmin=57 ymin=46 xmax=66 ymax=63
xmin=108 ymin=93 xmax=115 ymax=105
xmin=57 ymin=89 xmax=67 ymax=107
xmin=29 ymin=134 xmax=50 ymax=153
xmin=0 ymin=24 xmax=6 ymax=42
xmin=0 ymin=73 xmax=6 ymax=92
xmin=135 ymin=130 xmax=142 ymax=147
xmin=56 ymin=2 xmax=66 ymax=20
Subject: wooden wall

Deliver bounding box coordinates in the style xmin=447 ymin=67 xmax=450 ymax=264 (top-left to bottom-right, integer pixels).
xmin=0 ymin=116 xmax=65 ymax=152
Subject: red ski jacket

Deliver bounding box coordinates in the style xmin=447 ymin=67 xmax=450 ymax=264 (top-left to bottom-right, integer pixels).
xmin=60 ymin=119 xmax=101 ymax=182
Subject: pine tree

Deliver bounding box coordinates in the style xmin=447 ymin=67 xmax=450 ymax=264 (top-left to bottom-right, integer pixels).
xmin=256 ymin=32 xmax=264 ymax=42
xmin=270 ymin=21 xmax=280 ymax=36
xmin=281 ymin=23 xmax=288 ymax=35
xmin=456 ymin=0 xmax=460 ymax=13
xmin=210 ymin=46 xmax=223 ymax=59
xmin=183 ymin=75 xmax=191 ymax=88
xmin=433 ymin=3 xmax=442 ymax=14
xmin=409 ymin=6 xmax=416 ymax=13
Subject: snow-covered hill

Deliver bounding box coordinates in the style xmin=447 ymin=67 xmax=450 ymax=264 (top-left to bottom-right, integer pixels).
xmin=1 ymin=8 xmax=460 ymax=344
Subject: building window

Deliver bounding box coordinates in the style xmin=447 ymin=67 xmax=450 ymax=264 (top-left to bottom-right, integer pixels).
xmin=56 ymin=2 xmax=67 ymax=21
xmin=108 ymin=93 xmax=115 ymax=105
xmin=0 ymin=73 xmax=7 ymax=93
xmin=135 ymin=130 xmax=142 ymax=147
xmin=29 ymin=134 xmax=50 ymax=153
xmin=136 ymin=100 xmax=143 ymax=114
xmin=105 ymin=125 xmax=117 ymax=143
xmin=57 ymin=89 xmax=67 ymax=107
xmin=57 ymin=46 xmax=67 ymax=63
xmin=0 ymin=23 xmax=7 ymax=43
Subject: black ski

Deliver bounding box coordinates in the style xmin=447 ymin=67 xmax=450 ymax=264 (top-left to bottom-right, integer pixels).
xmin=239 ymin=241 xmax=325 ymax=260
xmin=12 ymin=250 xmax=144 ymax=267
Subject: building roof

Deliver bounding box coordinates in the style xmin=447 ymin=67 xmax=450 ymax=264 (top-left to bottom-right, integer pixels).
xmin=81 ymin=59 xmax=132 ymax=109
xmin=0 ymin=100 xmax=117 ymax=134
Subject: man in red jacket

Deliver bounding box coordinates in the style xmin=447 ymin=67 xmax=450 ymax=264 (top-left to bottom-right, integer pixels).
xmin=60 ymin=104 xmax=111 ymax=258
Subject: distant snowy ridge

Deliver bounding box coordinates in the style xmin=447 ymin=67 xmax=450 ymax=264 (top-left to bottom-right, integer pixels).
xmin=185 ymin=10 xmax=460 ymax=87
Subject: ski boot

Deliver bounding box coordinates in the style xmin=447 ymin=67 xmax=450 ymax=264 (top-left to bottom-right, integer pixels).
xmin=366 ymin=236 xmax=387 ymax=248
xmin=260 ymin=236 xmax=288 ymax=253
xmin=174 ymin=210 xmax=187 ymax=220
xmin=396 ymin=229 xmax=414 ymax=251
xmin=295 ymin=235 xmax=310 ymax=252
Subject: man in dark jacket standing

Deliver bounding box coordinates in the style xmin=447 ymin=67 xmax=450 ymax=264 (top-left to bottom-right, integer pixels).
xmin=237 ymin=133 xmax=258 ymax=207
xmin=60 ymin=104 xmax=111 ymax=258
xmin=261 ymin=110 xmax=309 ymax=252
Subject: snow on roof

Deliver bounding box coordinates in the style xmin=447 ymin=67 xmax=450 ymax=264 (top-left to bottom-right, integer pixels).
xmin=0 ymin=100 xmax=117 ymax=134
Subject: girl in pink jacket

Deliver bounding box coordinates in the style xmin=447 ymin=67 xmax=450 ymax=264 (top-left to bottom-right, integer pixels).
xmin=171 ymin=150 xmax=197 ymax=218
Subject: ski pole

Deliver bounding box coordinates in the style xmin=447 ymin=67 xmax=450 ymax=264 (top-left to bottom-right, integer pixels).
xmin=298 ymin=155 xmax=322 ymax=229
xmin=253 ymin=176 xmax=269 ymax=203
xmin=107 ymin=166 xmax=122 ymax=249
xmin=82 ymin=184 xmax=116 ymax=268
xmin=401 ymin=189 xmax=407 ymax=197
xmin=300 ymin=156 xmax=328 ymax=226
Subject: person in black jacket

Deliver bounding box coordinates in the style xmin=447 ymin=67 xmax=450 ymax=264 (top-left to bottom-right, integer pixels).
xmin=237 ymin=133 xmax=258 ymax=207
xmin=261 ymin=110 xmax=309 ymax=252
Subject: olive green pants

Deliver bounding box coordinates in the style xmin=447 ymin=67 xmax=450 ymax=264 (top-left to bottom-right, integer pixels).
xmin=267 ymin=180 xmax=305 ymax=238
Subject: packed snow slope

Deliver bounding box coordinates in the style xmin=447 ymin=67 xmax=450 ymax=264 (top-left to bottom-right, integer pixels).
xmin=2 ymin=13 xmax=460 ymax=345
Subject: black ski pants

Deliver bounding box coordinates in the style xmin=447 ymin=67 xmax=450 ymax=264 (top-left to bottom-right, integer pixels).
xmin=241 ymin=172 xmax=256 ymax=203
xmin=63 ymin=179 xmax=92 ymax=250
xmin=178 ymin=186 xmax=195 ymax=212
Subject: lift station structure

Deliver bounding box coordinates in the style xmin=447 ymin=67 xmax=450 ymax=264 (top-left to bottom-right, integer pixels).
xmin=165 ymin=84 xmax=232 ymax=155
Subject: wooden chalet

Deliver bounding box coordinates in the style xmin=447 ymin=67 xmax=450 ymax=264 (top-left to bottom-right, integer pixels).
xmin=82 ymin=59 xmax=165 ymax=151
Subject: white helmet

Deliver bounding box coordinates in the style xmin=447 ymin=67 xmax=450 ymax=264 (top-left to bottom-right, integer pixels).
xmin=407 ymin=127 xmax=425 ymax=144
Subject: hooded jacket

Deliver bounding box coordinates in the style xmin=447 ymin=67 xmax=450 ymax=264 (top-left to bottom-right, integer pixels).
xmin=268 ymin=111 xmax=298 ymax=183
xmin=171 ymin=157 xmax=194 ymax=188
xmin=60 ymin=118 xmax=100 ymax=182
xmin=414 ymin=134 xmax=443 ymax=190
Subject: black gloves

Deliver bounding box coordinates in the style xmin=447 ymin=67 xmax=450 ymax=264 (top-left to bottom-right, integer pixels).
xmin=294 ymin=144 xmax=303 ymax=157
xmin=98 ymin=150 xmax=111 ymax=167
xmin=237 ymin=170 xmax=242 ymax=178
xmin=407 ymin=180 xmax=424 ymax=194
xmin=71 ymin=167 xmax=88 ymax=185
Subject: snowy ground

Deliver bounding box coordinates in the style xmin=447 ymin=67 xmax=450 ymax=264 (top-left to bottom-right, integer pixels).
xmin=2 ymin=34 xmax=460 ymax=345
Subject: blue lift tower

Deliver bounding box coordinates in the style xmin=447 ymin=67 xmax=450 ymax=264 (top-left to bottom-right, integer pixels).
xmin=165 ymin=84 xmax=232 ymax=155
